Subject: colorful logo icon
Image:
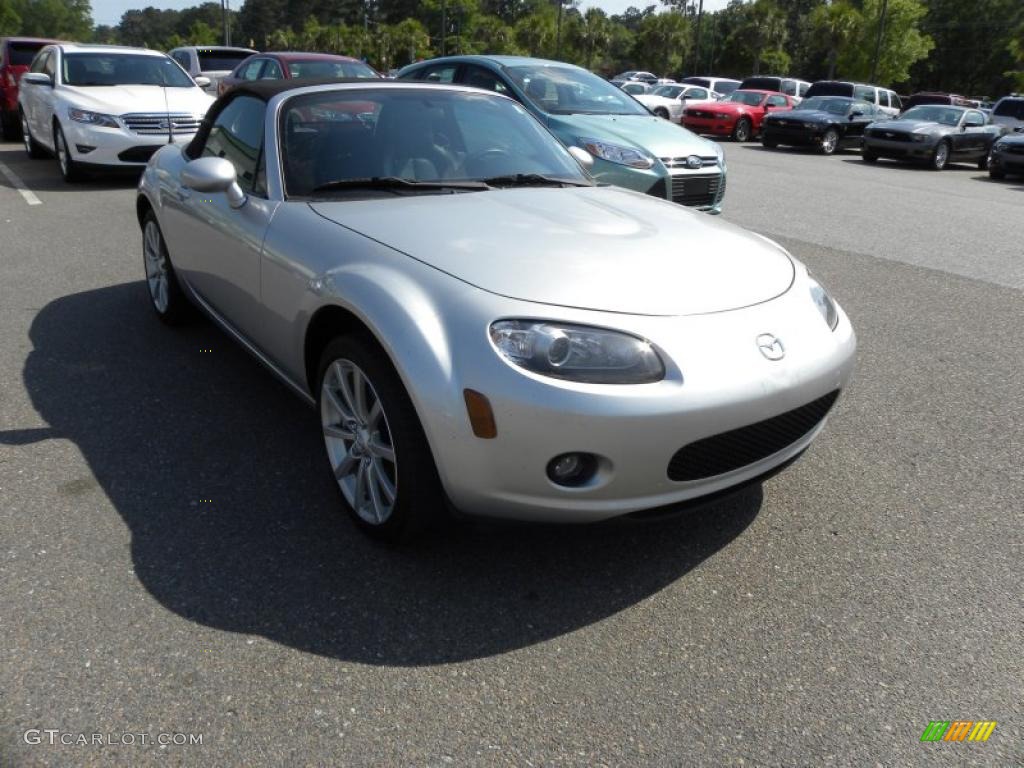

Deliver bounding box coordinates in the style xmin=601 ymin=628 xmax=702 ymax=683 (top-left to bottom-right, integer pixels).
xmin=920 ymin=721 xmax=997 ymax=742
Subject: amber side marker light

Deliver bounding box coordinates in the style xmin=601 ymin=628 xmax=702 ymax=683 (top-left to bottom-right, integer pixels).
xmin=463 ymin=389 xmax=497 ymax=439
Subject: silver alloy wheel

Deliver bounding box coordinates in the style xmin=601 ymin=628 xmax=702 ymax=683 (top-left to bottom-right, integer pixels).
xmin=143 ymin=219 xmax=170 ymax=312
xmin=734 ymin=119 xmax=750 ymax=142
xmin=56 ymin=128 xmax=68 ymax=175
xmin=821 ymin=129 xmax=838 ymax=154
xmin=934 ymin=142 xmax=948 ymax=169
xmin=321 ymin=358 xmax=398 ymax=525
xmin=21 ymin=113 xmax=31 ymax=154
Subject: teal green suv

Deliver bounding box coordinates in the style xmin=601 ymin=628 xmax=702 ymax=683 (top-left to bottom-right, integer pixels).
xmin=397 ymin=56 xmax=727 ymax=212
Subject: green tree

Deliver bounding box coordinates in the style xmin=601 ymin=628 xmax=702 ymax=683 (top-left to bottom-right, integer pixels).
xmin=0 ymin=0 xmax=20 ymax=36
xmin=728 ymin=0 xmax=789 ymax=75
xmin=14 ymin=0 xmax=93 ymax=39
xmin=838 ymin=0 xmax=932 ymax=85
xmin=574 ymin=7 xmax=612 ymax=70
xmin=513 ymin=5 xmax=555 ymax=56
xmin=634 ymin=11 xmax=690 ymax=77
xmin=809 ymin=0 xmax=861 ymax=80
xmin=387 ymin=17 xmax=432 ymax=65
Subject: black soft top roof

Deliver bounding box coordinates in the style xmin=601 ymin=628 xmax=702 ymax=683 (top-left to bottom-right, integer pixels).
xmin=186 ymin=77 xmax=443 ymax=158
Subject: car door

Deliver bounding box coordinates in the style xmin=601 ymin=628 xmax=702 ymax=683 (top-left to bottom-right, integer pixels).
xmin=760 ymin=94 xmax=789 ymax=128
xmin=846 ymin=101 xmax=874 ymax=139
xmin=165 ymin=94 xmax=277 ymax=341
xmin=29 ymin=49 xmax=59 ymax=149
xmin=959 ymin=110 xmax=989 ymax=157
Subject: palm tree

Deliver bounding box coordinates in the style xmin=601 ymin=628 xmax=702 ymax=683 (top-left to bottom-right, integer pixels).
xmin=810 ymin=1 xmax=862 ymax=79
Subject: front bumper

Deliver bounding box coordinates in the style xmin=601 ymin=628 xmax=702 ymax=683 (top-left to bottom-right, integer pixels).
xmin=427 ymin=280 xmax=856 ymax=523
xmin=762 ymin=124 xmax=826 ymax=146
xmin=863 ymin=135 xmax=935 ymax=160
xmin=990 ymin=147 xmax=1024 ymax=175
xmin=683 ymin=115 xmax=736 ymax=137
xmin=62 ymin=120 xmax=196 ymax=168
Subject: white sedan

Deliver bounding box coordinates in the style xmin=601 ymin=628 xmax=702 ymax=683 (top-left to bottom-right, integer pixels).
xmin=18 ymin=43 xmax=213 ymax=182
xmin=636 ymin=84 xmax=718 ymax=123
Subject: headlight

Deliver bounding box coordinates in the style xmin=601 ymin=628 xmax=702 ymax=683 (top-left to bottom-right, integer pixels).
xmin=68 ymin=109 xmax=120 ymax=128
xmin=578 ymin=138 xmax=654 ymax=169
xmin=911 ymin=134 xmax=929 ymax=143
xmin=991 ymin=140 xmax=1006 ymax=153
xmin=489 ymin=320 xmax=665 ymax=384
xmin=808 ymin=276 xmax=839 ymax=331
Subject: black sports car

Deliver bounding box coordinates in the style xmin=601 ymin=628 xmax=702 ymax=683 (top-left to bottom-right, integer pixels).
xmin=988 ymin=131 xmax=1024 ymax=179
xmin=862 ymin=105 xmax=1004 ymax=170
xmin=761 ymin=96 xmax=880 ymax=154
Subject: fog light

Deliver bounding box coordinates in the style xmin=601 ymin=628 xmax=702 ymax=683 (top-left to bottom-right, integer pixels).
xmin=547 ymin=452 xmax=597 ymax=487
xmin=76 ymin=144 xmax=96 ymax=153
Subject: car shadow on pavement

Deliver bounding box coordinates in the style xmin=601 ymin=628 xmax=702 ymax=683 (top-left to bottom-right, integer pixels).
xmin=838 ymin=158 xmax=984 ymax=172
xmin=972 ymin=175 xmax=1024 ymax=191
xmin=4 ymin=282 xmax=763 ymax=666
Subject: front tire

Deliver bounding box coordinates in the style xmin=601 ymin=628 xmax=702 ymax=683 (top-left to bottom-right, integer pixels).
xmin=317 ymin=334 xmax=445 ymax=542
xmin=820 ymin=128 xmax=839 ymax=155
xmin=142 ymin=211 xmax=192 ymax=325
xmin=977 ymin=153 xmax=988 ymax=171
xmin=732 ymin=117 xmax=752 ymax=142
xmin=989 ymin=165 xmax=1005 ymax=179
xmin=54 ymin=123 xmax=83 ymax=182
xmin=862 ymin=149 xmax=878 ymax=163
xmin=931 ymin=140 xmax=950 ymax=170
xmin=761 ymin=136 xmax=778 ymax=149
xmin=654 ymin=107 xmax=669 ymax=120
xmin=21 ymin=110 xmax=45 ymax=159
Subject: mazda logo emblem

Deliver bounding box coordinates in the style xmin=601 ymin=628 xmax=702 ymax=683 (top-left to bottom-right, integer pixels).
xmin=756 ymin=333 xmax=785 ymax=361
xmin=685 ymin=155 xmax=702 ymax=169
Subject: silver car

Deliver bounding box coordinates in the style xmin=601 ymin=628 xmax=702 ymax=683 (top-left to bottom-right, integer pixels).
xmin=136 ymin=80 xmax=856 ymax=541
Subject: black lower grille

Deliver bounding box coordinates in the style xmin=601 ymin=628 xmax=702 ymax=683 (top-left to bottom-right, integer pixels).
xmin=670 ymin=173 xmax=722 ymax=207
xmin=866 ymin=130 xmax=912 ymax=142
xmin=118 ymin=145 xmax=163 ymax=163
xmin=667 ymin=390 xmax=840 ymax=481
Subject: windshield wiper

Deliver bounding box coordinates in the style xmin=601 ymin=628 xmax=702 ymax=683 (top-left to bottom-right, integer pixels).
xmin=481 ymin=173 xmax=589 ymax=188
xmin=312 ymin=176 xmax=489 ymax=194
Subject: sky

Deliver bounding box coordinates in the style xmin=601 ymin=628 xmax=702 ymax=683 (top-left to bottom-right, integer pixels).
xmin=92 ymin=0 xmax=731 ymax=28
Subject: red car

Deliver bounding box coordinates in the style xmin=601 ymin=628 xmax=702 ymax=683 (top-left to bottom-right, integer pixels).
xmin=1 ymin=37 xmax=59 ymax=139
xmin=218 ymin=52 xmax=380 ymax=96
xmin=682 ymin=89 xmax=795 ymax=142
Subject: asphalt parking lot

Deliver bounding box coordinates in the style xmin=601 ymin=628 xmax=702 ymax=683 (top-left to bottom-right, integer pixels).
xmin=1 ymin=139 xmax=1021 ymax=767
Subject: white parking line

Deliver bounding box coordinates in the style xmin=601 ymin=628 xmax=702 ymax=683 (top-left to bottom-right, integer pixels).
xmin=0 ymin=161 xmax=42 ymax=205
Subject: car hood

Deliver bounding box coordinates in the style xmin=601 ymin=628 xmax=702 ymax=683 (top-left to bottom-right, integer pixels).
xmin=869 ymin=119 xmax=949 ymax=134
xmin=61 ymin=85 xmax=214 ymax=115
xmin=704 ymin=102 xmax=754 ymax=115
xmin=634 ymin=95 xmax=675 ymax=108
xmin=310 ymin=186 xmax=794 ymax=316
xmin=545 ymin=112 xmax=715 ymax=158
xmin=770 ymin=110 xmax=836 ymax=122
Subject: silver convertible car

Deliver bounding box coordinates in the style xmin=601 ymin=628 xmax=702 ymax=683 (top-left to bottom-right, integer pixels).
xmin=137 ymin=79 xmax=856 ymax=540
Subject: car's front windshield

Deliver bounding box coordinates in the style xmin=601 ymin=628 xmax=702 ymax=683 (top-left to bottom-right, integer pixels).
xmin=63 ymin=53 xmax=195 ymax=87
xmin=651 ymin=85 xmax=683 ymax=99
xmin=798 ymin=97 xmax=851 ymax=115
xmin=726 ymin=91 xmax=765 ymax=107
xmin=287 ymin=59 xmax=379 ymax=79
xmin=282 ymin=88 xmax=591 ymax=198
xmin=505 ymin=65 xmax=649 ymax=116
xmin=899 ymin=105 xmax=963 ymax=125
